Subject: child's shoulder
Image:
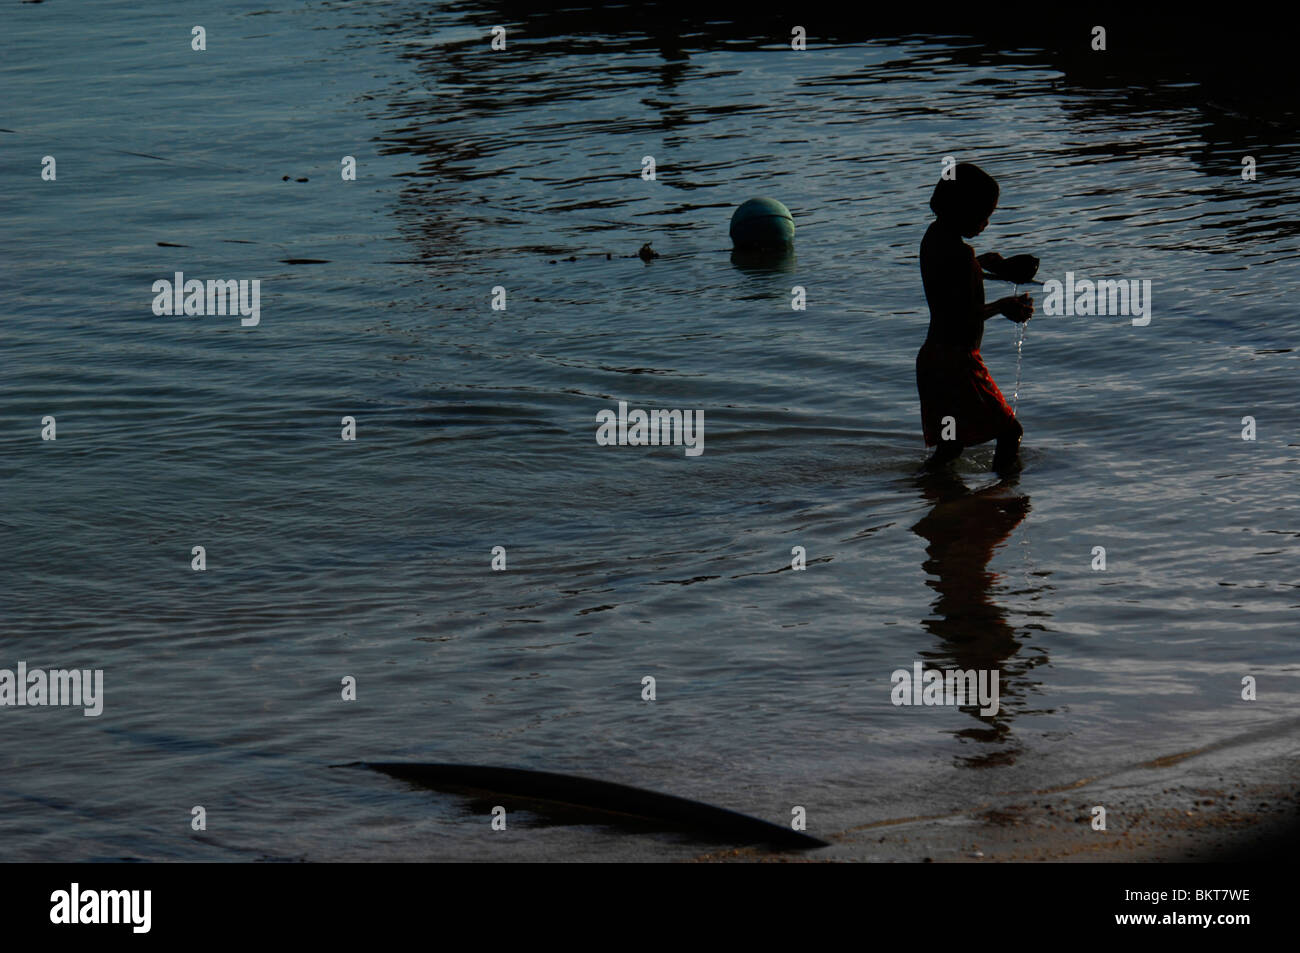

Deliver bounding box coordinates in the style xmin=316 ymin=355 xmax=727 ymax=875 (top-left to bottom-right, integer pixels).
xmin=921 ymin=221 xmax=972 ymax=258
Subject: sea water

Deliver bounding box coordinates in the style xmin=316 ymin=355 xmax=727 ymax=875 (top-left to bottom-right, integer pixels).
xmin=2 ymin=1 xmax=1297 ymax=861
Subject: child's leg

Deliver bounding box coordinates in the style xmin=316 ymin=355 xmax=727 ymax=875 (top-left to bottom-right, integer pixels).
xmin=925 ymin=440 xmax=963 ymax=470
xmin=991 ymin=417 xmax=1023 ymax=473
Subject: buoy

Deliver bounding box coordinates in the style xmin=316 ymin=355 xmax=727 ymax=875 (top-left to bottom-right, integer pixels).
xmin=729 ymin=197 xmax=795 ymax=250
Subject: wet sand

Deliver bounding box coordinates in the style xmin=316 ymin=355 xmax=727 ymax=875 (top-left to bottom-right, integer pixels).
xmin=692 ymin=719 xmax=1300 ymax=862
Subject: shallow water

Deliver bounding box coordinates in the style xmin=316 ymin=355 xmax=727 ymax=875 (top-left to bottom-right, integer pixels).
xmin=2 ymin=2 xmax=1297 ymax=860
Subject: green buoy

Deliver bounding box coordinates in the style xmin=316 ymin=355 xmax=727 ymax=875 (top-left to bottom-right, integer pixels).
xmin=729 ymin=197 xmax=795 ymax=250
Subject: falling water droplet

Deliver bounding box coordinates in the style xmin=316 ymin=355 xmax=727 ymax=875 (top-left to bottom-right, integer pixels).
xmin=1012 ymin=284 xmax=1025 ymax=412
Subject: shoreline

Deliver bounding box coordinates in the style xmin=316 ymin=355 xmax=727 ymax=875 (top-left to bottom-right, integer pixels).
xmin=693 ymin=719 xmax=1300 ymax=862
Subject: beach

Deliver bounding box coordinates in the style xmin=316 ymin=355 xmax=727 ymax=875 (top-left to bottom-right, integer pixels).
xmin=2 ymin=2 xmax=1296 ymax=863
xmin=696 ymin=718 xmax=1300 ymax=862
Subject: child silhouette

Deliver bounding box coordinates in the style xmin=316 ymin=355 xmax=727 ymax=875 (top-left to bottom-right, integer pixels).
xmin=917 ymin=163 xmax=1032 ymax=473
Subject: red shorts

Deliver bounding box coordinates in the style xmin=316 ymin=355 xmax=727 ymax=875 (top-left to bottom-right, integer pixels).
xmin=916 ymin=343 xmax=1016 ymax=447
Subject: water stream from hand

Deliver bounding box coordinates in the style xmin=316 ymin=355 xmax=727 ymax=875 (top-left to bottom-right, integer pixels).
xmin=1012 ymin=284 xmax=1025 ymax=412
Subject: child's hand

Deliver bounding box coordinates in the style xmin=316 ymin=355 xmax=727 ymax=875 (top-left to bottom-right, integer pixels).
xmin=1000 ymin=294 xmax=1033 ymax=323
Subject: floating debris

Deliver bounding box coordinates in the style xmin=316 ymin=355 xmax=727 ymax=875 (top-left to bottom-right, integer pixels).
xmin=358 ymin=762 xmax=828 ymax=850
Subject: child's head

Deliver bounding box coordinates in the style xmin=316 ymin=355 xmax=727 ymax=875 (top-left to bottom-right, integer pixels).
xmin=930 ymin=163 xmax=999 ymax=237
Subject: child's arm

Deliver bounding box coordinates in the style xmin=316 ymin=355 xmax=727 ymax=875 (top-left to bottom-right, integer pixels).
xmin=976 ymin=250 xmax=1033 ymax=322
xmin=983 ymin=295 xmax=1033 ymax=323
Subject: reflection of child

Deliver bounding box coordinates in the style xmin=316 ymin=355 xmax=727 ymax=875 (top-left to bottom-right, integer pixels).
xmin=917 ymin=163 xmax=1032 ymax=474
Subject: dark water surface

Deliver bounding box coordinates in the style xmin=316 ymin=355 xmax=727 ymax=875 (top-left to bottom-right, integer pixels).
xmin=2 ymin=2 xmax=1297 ymax=860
